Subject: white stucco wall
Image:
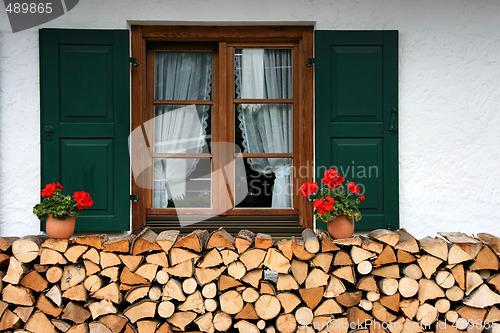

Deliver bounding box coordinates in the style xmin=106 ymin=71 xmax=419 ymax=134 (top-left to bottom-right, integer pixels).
xmin=1 ymin=0 xmax=499 ymax=238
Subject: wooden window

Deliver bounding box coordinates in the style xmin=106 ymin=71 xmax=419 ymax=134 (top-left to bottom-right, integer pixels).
xmin=131 ymin=26 xmax=313 ymax=231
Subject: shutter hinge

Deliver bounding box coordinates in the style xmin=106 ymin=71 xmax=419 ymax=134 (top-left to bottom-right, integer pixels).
xmin=130 ymin=194 xmax=139 ymax=202
xmin=305 ymin=58 xmax=315 ymax=67
xmin=386 ymin=224 xmax=393 ymax=231
xmin=129 ymin=57 xmax=139 ymax=67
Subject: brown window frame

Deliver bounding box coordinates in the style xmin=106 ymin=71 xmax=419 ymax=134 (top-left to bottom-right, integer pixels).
xmin=131 ymin=26 xmax=314 ymax=231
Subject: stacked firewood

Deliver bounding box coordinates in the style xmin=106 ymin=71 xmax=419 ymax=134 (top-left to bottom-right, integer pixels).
xmin=0 ymin=228 xmax=500 ymax=333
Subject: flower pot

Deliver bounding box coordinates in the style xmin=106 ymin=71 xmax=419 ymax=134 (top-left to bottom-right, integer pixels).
xmin=46 ymin=214 xmax=76 ymax=239
xmin=326 ymin=215 xmax=355 ymax=239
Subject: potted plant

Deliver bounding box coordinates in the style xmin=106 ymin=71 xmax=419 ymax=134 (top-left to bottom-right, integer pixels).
xmin=301 ymin=168 xmax=365 ymax=239
xmin=33 ymin=182 xmax=94 ymax=239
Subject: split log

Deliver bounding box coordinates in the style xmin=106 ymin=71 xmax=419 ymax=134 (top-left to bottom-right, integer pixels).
xmin=317 ymin=229 xmax=340 ymax=252
xmin=195 ymin=266 xmax=226 ymax=286
xmin=372 ymin=246 xmax=397 ymax=267
xmin=3 ymin=256 xmax=28 ymax=284
xmin=334 ymin=236 xmax=362 ymax=246
xmin=304 ymin=268 xmax=329 ymax=289
xmin=311 ymin=253 xmax=333 ymax=272
xmin=73 ymin=234 xmax=108 ymax=250
xmin=372 ymin=301 xmax=397 ymax=323
xmin=62 ymin=283 xmax=88 ymax=302
xmin=145 ymin=252 xmax=169 ymax=268
xmin=324 ymin=276 xmax=346 ymax=297
xmin=419 ymin=237 xmax=448 ymax=261
xmin=166 ymin=311 xmax=196 ymax=330
xmin=395 ymin=228 xmax=420 ymax=253
xmin=170 ymin=248 xmax=200 ymax=266
xmin=132 ymin=228 xmax=161 ymax=255
xmin=241 ymin=270 xmax=264 ymax=292
xmin=100 ymin=252 xmax=122 ymax=269
xmin=400 ymin=299 xmax=419 ymax=320
xmin=367 ymin=229 xmax=400 ymax=247
xmin=93 ymin=282 xmax=122 ymax=304
xmin=13 ymin=305 xmax=34 ymax=323
xmin=235 ymin=229 xmax=255 ymax=254
xmin=162 ymin=278 xmax=186 ymax=301
xmin=277 ymin=292 xmax=301 ymax=314
xmin=357 ymin=276 xmax=379 ymax=293
xmin=46 ymin=284 xmax=63 ymax=306
xmin=448 ymin=244 xmax=473 ymax=265
xmin=336 ymin=290 xmax=362 ymax=307
xmin=102 ymin=235 xmax=134 ymax=253
xmin=464 ymin=284 xmax=500 ymax=308
xmin=64 ymin=245 xmax=88 ymax=263
xmin=12 ymin=235 xmax=47 ymax=263
xmin=380 ymin=292 xmax=400 ymax=312
xmin=218 ymin=274 xmax=243 ymax=291
xmin=206 ymin=228 xmax=235 ymax=250
xmin=25 ymin=311 xmax=57 ymax=333
xmin=156 ymin=230 xmax=180 ymax=253
xmin=62 ymin=302 xmax=92 ymax=324
xmin=101 ymin=266 xmax=120 ymax=282
xmin=235 ymin=303 xmax=259 ymax=320
xmin=397 ymin=249 xmax=416 ymax=263
xmin=276 ymin=239 xmax=293 ymax=261
xmin=255 ymin=294 xmax=281 ymax=320
xmin=360 ymin=235 xmax=384 ymax=254
xmin=194 ymin=312 xmax=214 ymax=333
xmin=417 ymin=255 xmax=443 ymax=279
xmin=418 ymin=278 xmax=445 ymax=303
xmin=314 ymin=299 xmax=343 ymax=316
xmin=197 ymin=248 xmax=223 ymax=268
xmin=0 ymin=309 xmax=22 ymax=331
xmin=120 ymin=266 xmax=149 ymax=285
xmin=119 ymin=255 xmax=144 ymax=273
xmin=334 ymin=250 xmax=354 ymax=266
xmin=255 ymin=233 xmax=273 ymax=250
xmin=277 ymin=273 xmax=299 ymax=291
xmin=41 ymin=237 xmax=68 ymax=252
xmin=87 ymin=299 xmax=117 ymax=320
xmin=123 ymin=300 xmax=157 ymax=323
xmin=213 ymin=311 xmax=232 ymax=332
xmin=291 ymin=259 xmax=309 ymax=286
xmin=135 ymin=263 xmax=159 ymax=282
xmin=470 ymin=245 xmax=499 ymax=271
xmin=89 ymin=321 xmax=113 ymax=333
xmin=2 ymin=284 xmax=34 ymax=306
xmin=263 ymin=248 xmax=291 ymax=274
xmin=37 ymin=293 xmax=63 ymax=317
xmin=83 ymin=248 xmax=100 ymax=265
xmin=333 ymin=265 xmax=356 ymax=284
xmin=348 ymin=306 xmax=373 ymax=327
xmin=451 ymin=263 xmax=466 ymax=290
xmin=220 ymin=249 xmax=239 ymax=265
xmin=0 ymin=236 xmax=18 ymax=252
xmin=40 ymin=248 xmax=68 ymax=265
xmin=439 ymin=232 xmax=482 ymax=259
xmin=239 ymin=248 xmax=266 ymax=271
xmin=291 ymin=237 xmax=314 ymax=261
xmin=372 ymin=264 xmax=400 ymax=278
xmin=84 ymin=275 xmax=104 ymax=293
xmin=165 ymin=259 xmax=193 ymax=278
xmin=299 ymin=286 xmax=324 ymax=309
xmin=173 ymin=229 xmax=209 ymax=253
xmin=466 ymin=271 xmax=484 ymax=295
xmin=235 ymin=320 xmax=260 ymax=333
xmin=178 ymin=290 xmax=205 ymax=313
xmin=351 ymin=246 xmax=376 ymax=265
xmin=124 ymin=285 xmax=149 ymax=304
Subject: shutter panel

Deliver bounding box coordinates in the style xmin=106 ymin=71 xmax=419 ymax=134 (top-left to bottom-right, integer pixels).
xmin=40 ymin=29 xmax=130 ymax=231
xmin=315 ymin=30 xmax=398 ymax=231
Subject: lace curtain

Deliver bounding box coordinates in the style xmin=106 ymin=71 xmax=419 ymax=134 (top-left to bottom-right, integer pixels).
xmin=235 ymin=49 xmax=293 ymax=208
xmin=153 ymin=52 xmax=212 ymax=208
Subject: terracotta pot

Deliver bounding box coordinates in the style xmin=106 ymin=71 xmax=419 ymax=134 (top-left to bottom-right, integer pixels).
xmin=46 ymin=214 xmax=76 ymax=239
xmin=326 ymin=215 xmax=355 ymax=239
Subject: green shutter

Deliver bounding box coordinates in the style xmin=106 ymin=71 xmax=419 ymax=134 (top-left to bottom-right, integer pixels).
xmin=40 ymin=29 xmax=130 ymax=231
xmin=315 ymin=30 xmax=398 ymax=231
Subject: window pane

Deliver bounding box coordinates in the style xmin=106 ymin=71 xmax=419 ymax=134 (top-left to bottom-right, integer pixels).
xmin=153 ymin=158 xmax=211 ymax=208
xmin=155 ymin=51 xmax=212 ymax=101
xmin=235 ymin=157 xmax=292 ymax=208
xmin=154 ymin=105 xmax=211 ymax=153
xmin=235 ymin=48 xmax=292 ymax=99
xmin=235 ymin=103 xmax=291 ymax=154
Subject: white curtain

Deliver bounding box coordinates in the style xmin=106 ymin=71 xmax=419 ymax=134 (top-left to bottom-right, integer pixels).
xmin=236 ymin=49 xmax=292 ymax=208
xmin=153 ymin=52 xmax=212 ymax=208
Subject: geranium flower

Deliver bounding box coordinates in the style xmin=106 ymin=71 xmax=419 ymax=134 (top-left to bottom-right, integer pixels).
xmin=41 ymin=182 xmax=62 ymax=197
xmin=300 ymin=181 xmax=319 ymax=197
xmin=73 ymin=191 xmax=94 ymax=210
xmin=359 ymin=195 xmax=365 ymax=201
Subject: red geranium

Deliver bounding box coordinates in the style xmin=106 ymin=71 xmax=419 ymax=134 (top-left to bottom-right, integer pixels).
xmin=41 ymin=182 xmax=63 ymax=197
xmin=300 ymin=181 xmax=319 ymax=197
xmin=73 ymin=191 xmax=94 ymax=210
xmin=359 ymin=195 xmax=365 ymax=201
xmin=348 ymin=181 xmax=360 ymax=194
xmin=322 ymin=169 xmax=344 ymax=189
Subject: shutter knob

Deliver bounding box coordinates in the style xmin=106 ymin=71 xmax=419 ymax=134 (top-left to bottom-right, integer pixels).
xmin=44 ymin=125 xmax=54 ymax=141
